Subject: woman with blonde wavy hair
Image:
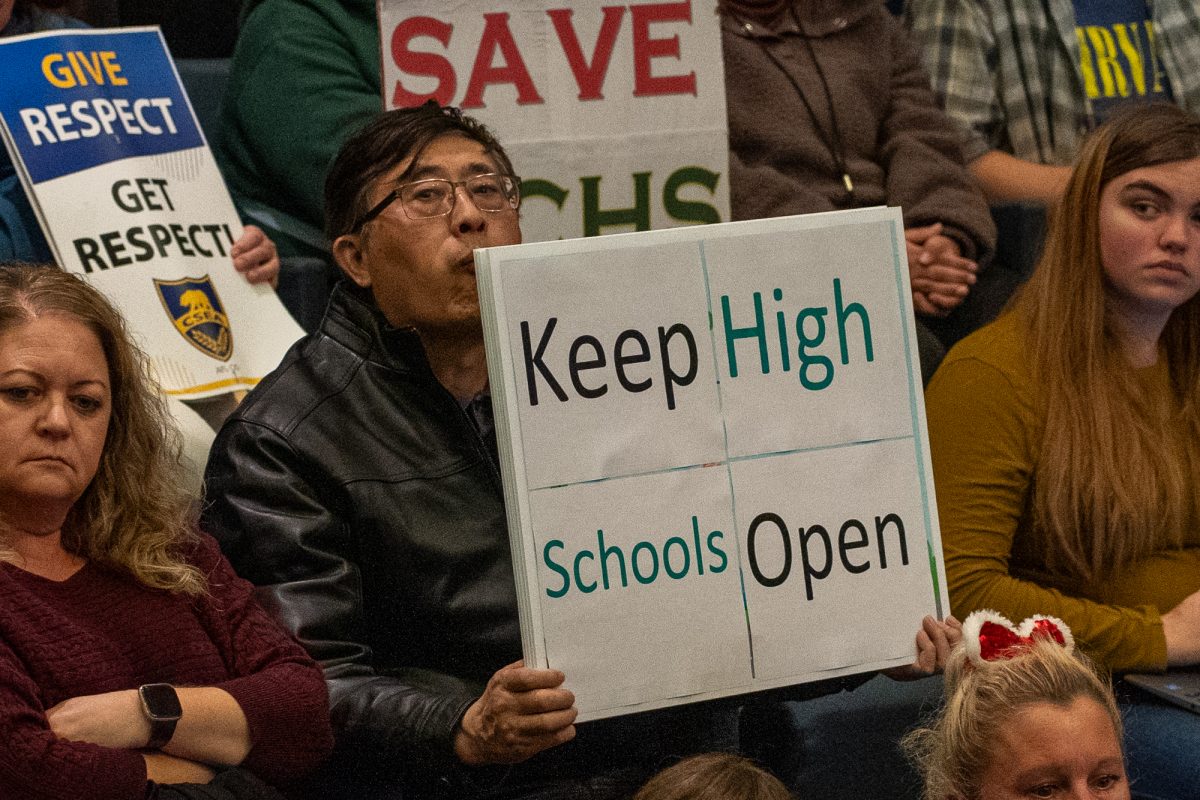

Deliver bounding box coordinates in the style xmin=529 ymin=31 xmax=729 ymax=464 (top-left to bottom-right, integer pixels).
xmin=925 ymin=102 xmax=1200 ymax=799
xmin=904 ymin=613 xmax=1128 ymax=800
xmin=0 ymin=263 xmax=331 ymax=800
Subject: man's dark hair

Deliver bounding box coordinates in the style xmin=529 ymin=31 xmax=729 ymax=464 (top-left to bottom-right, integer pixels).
xmin=323 ymin=101 xmax=516 ymax=241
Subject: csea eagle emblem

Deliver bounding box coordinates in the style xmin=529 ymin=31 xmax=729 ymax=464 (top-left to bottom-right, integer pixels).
xmin=153 ymin=275 xmax=233 ymax=361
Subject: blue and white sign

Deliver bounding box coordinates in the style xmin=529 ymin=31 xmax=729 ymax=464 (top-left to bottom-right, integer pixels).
xmin=0 ymin=30 xmax=202 ymax=183
xmin=0 ymin=28 xmax=301 ymax=397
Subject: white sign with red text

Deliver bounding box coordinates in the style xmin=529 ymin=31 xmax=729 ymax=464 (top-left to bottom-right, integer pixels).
xmin=377 ymin=0 xmax=729 ymax=243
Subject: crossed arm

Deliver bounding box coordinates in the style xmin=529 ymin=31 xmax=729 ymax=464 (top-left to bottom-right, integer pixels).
xmin=44 ymin=686 xmax=249 ymax=784
xmin=0 ymin=538 xmax=330 ymax=799
xmin=927 ymin=353 xmax=1200 ymax=671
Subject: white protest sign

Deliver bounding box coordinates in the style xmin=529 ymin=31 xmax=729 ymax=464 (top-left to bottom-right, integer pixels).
xmin=378 ymin=0 xmax=729 ymax=243
xmin=477 ymin=208 xmax=946 ymax=720
xmin=0 ymin=28 xmax=302 ymax=398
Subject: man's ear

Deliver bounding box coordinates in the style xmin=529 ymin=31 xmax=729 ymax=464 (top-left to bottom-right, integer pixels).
xmin=332 ymin=233 xmax=372 ymax=288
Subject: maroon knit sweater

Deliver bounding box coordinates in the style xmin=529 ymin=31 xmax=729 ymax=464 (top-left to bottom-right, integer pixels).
xmin=0 ymin=534 xmax=333 ymax=800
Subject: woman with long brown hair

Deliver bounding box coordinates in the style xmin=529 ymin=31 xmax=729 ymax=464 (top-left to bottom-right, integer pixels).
xmin=925 ymin=103 xmax=1200 ymax=799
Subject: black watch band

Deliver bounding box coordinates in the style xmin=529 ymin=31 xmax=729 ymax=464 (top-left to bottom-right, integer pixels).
xmin=139 ymin=683 xmax=182 ymax=750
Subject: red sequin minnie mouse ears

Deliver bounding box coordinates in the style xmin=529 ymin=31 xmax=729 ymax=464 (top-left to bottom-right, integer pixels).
xmin=962 ymin=610 xmax=1075 ymax=665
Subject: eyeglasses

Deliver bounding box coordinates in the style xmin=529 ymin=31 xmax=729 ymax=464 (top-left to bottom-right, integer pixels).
xmin=352 ymin=173 xmax=520 ymax=230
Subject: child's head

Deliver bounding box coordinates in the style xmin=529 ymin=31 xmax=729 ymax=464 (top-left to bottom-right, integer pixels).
xmin=634 ymin=753 xmax=792 ymax=800
xmin=905 ymin=613 xmax=1128 ymax=800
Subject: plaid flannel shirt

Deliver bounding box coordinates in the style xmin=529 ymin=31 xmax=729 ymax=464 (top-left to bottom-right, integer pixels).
xmin=906 ymin=0 xmax=1200 ymax=165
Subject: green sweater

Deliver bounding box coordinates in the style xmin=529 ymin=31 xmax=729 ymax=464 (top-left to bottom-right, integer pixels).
xmin=925 ymin=312 xmax=1200 ymax=671
xmin=215 ymin=0 xmax=380 ymax=259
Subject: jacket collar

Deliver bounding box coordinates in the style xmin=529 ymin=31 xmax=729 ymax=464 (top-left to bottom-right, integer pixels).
xmin=321 ymin=282 xmax=437 ymax=376
xmin=721 ymin=0 xmax=879 ymax=38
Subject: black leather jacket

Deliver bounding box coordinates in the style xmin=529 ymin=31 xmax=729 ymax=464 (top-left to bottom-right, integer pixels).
xmin=202 ymin=284 xmax=735 ymax=797
xmin=202 ymin=283 xmax=525 ymax=790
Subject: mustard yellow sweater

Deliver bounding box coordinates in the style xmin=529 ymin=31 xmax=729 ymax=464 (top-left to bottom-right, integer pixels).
xmin=925 ymin=313 xmax=1200 ymax=671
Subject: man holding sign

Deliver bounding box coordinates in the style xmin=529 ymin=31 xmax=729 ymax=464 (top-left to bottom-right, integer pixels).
xmin=203 ymin=103 xmax=744 ymax=799
xmin=203 ymin=103 xmax=956 ymax=799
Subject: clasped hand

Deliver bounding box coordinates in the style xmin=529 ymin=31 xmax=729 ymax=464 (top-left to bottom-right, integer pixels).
xmin=905 ymin=223 xmax=977 ymax=317
xmin=454 ymin=660 xmax=578 ymax=766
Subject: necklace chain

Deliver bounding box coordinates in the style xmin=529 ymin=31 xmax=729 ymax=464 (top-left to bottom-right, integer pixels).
xmin=728 ymin=6 xmax=856 ymax=199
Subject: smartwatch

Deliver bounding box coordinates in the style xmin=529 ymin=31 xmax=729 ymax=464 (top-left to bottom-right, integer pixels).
xmin=138 ymin=683 xmax=182 ymax=749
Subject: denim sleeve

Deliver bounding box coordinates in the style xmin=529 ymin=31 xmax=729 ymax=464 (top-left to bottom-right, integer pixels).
xmin=0 ymin=168 xmax=53 ymax=263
